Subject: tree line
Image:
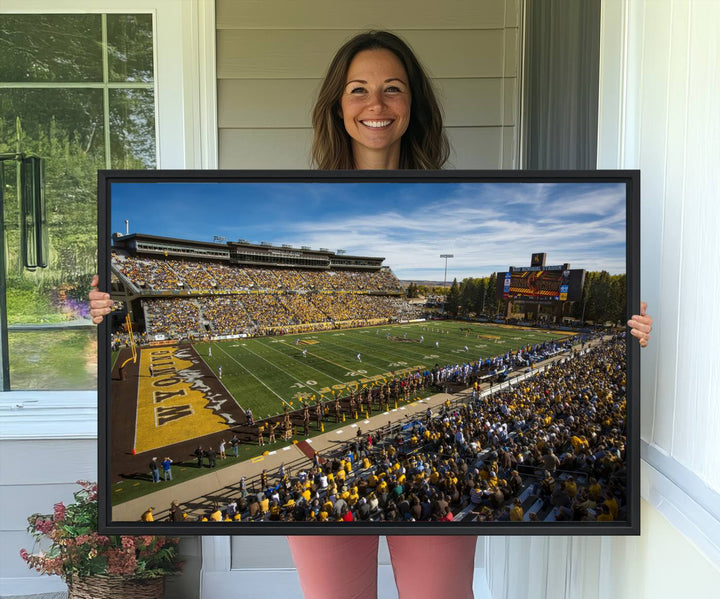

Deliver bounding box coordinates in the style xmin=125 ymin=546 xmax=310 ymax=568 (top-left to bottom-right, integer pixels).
xmin=408 ymin=271 xmax=626 ymax=324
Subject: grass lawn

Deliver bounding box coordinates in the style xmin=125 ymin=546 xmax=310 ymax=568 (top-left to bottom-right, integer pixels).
xmin=110 ymin=320 xmax=573 ymax=505
xmin=189 ymin=320 xmax=571 ymax=419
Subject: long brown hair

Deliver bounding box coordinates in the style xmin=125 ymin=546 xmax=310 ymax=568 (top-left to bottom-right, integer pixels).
xmin=311 ymin=31 xmax=449 ymax=170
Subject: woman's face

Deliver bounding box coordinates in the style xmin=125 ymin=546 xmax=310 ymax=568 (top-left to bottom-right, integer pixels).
xmin=340 ymin=48 xmax=411 ymax=168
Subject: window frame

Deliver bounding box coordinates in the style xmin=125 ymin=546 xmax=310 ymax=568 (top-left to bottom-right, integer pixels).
xmin=0 ymin=0 xmax=217 ymax=432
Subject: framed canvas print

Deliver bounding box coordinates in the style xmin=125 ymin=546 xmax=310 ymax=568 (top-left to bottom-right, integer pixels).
xmin=97 ymin=169 xmax=640 ymax=535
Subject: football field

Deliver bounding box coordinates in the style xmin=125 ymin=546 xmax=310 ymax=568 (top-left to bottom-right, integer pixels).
xmin=189 ymin=320 xmax=573 ymax=420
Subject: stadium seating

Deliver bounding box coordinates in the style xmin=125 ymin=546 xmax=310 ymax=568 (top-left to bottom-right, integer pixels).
xmin=111 ymin=250 xmax=417 ymax=339
xmin=152 ymin=337 xmax=627 ymax=526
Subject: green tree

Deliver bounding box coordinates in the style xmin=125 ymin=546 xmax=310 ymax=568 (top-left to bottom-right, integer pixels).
xmin=473 ymin=278 xmax=487 ymax=315
xmin=459 ymin=278 xmax=477 ymax=316
xmin=445 ymin=278 xmax=461 ymax=317
xmin=608 ymin=274 xmax=626 ymax=323
xmin=575 ymin=271 xmax=626 ymax=324
xmin=484 ymin=272 xmax=498 ymax=315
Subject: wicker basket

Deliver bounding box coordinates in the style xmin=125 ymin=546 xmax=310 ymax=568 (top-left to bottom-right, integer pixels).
xmin=67 ymin=575 xmax=165 ymax=599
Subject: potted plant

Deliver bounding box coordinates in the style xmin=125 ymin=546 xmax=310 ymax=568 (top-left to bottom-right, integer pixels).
xmin=20 ymin=480 xmax=182 ymax=598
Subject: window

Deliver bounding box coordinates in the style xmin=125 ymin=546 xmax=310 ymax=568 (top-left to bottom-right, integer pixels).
xmin=0 ymin=13 xmax=156 ymax=390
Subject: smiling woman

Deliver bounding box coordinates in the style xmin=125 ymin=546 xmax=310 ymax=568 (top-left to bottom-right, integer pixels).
xmin=90 ymin=27 xmax=651 ymax=599
xmin=340 ymin=48 xmax=412 ymax=169
xmin=311 ymin=30 xmax=448 ymax=170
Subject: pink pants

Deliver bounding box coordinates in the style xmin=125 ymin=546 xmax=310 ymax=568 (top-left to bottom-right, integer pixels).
xmin=287 ymin=535 xmax=477 ymax=599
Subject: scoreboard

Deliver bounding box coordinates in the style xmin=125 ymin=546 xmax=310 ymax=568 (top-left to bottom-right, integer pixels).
xmin=496 ymin=266 xmax=585 ymax=302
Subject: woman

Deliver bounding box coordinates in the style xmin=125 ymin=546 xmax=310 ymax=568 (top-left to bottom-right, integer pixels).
xmin=310 ymin=31 xmax=447 ymax=171
xmin=89 ymin=30 xmax=652 ymax=599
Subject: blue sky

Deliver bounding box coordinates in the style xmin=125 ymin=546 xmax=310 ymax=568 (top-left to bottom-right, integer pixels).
xmin=111 ymin=180 xmax=627 ymax=281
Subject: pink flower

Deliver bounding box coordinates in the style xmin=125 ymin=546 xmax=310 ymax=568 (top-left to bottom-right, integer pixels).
xmin=134 ymin=535 xmax=157 ymax=554
xmin=121 ymin=536 xmax=135 ymax=550
xmin=43 ymin=556 xmax=64 ymax=576
xmin=53 ymin=502 xmax=66 ymax=522
xmin=22 ymin=482 xmax=181 ymax=580
xmin=75 ymin=480 xmax=98 ymax=501
xmin=34 ymin=518 xmax=54 ymax=535
xmin=106 ymin=548 xmax=137 ymax=576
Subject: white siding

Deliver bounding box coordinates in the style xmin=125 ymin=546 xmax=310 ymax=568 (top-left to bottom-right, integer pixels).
xmin=486 ymin=0 xmax=720 ymax=596
xmin=215 ymin=0 xmax=520 ymax=580
xmin=216 ymin=0 xmax=522 ymax=170
xmin=0 ymin=437 xmax=97 ymax=595
xmin=598 ymin=0 xmax=720 ymax=495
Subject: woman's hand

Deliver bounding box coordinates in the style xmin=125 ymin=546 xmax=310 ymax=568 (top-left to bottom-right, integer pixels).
xmin=627 ymin=301 xmax=653 ymax=347
xmin=89 ymin=274 xmax=112 ymax=324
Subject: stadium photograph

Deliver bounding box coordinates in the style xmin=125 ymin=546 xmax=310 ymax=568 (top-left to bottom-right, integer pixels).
xmin=101 ymin=174 xmax=632 ymax=532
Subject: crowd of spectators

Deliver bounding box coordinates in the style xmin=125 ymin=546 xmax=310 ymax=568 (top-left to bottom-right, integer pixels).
xmin=139 ymin=293 xmax=421 ymax=338
xmin=143 ymin=298 xmax=204 ymax=338
xmin=111 ymin=250 xmax=420 ymax=339
xmin=238 ymin=293 xmax=294 ymax=331
xmin=111 ymin=330 xmax=149 ymax=351
xmin=195 ymin=296 xmax=254 ymax=337
xmin=113 ymin=253 xmax=181 ymax=290
xmin=111 ymin=251 xmax=403 ymax=294
xmin=167 ymin=336 xmax=626 ymax=524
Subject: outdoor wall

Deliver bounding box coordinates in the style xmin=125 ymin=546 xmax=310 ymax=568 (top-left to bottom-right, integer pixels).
xmin=216 ymin=0 xmax=521 ymax=170
xmin=214 ymin=0 xmax=520 ymax=578
xmin=8 ymin=1 xmax=719 ymax=598
xmin=0 ymin=397 xmax=97 ymax=597
xmin=485 ymin=0 xmax=720 ymax=596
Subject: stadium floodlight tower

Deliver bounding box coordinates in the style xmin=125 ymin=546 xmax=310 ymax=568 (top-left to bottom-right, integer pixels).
xmin=440 ymin=253 xmax=453 ymax=311
xmin=440 ymin=254 xmax=454 ymax=289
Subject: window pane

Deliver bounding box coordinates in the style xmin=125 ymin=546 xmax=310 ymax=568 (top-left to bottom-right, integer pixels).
xmin=1 ymin=88 xmax=105 ymax=282
xmin=8 ymin=329 xmax=97 ymax=390
xmin=1 ymin=12 xmax=156 ymax=391
xmin=107 ymin=14 xmax=154 ymax=83
xmin=110 ymin=89 xmax=156 ymax=169
xmin=0 ymin=88 xmax=106 ymax=161
xmin=2 ymin=89 xmax=103 ymax=390
xmin=0 ymin=14 xmax=102 ymax=82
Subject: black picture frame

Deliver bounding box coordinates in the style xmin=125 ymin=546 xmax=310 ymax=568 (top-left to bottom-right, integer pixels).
xmin=98 ymin=169 xmax=640 ymax=536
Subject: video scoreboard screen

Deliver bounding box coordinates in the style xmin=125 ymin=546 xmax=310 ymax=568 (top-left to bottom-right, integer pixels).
xmin=496 ymin=266 xmax=585 ymax=302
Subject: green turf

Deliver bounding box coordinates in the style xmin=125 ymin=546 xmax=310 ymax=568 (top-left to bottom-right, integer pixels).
xmin=112 ymin=321 xmax=574 ymax=506
xmin=190 ymin=321 xmax=571 ymax=419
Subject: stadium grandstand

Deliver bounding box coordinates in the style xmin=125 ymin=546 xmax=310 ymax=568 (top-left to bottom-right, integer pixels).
xmin=109 ymin=233 xmax=417 ymax=342
xmin=141 ymin=334 xmax=627 ymax=525
xmin=108 ymin=234 xmax=626 ymax=529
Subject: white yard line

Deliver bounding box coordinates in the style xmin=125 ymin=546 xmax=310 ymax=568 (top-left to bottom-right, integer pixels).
xmin=266 ymin=341 xmax=345 ymax=384
xmin=240 ymin=343 xmax=326 ymax=397
xmin=214 ymin=343 xmax=286 ymax=401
